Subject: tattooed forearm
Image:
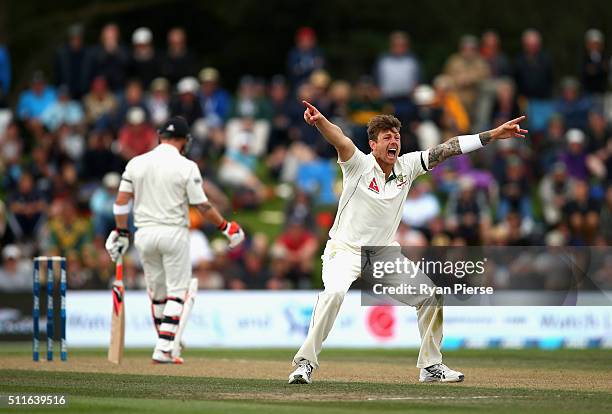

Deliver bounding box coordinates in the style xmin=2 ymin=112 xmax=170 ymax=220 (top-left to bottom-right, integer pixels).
xmin=428 ymin=137 xmax=461 ymax=169
xmin=428 ymin=132 xmax=495 ymax=168
xmin=479 ymin=131 xmax=493 ymax=146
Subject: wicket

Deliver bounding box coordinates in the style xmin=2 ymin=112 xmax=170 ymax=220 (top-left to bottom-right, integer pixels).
xmin=33 ymin=256 xmax=67 ymax=362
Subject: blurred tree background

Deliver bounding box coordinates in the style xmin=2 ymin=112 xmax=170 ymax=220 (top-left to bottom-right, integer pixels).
xmin=2 ymin=0 xmax=612 ymax=102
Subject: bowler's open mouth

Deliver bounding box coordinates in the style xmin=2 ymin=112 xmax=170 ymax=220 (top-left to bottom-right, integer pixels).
xmin=387 ymin=148 xmax=397 ymax=157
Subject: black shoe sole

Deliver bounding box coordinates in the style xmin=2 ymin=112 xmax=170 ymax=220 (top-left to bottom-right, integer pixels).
xmin=289 ymin=374 xmax=310 ymax=384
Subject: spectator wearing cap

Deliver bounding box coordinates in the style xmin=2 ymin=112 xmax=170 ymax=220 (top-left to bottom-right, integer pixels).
xmin=171 ymin=76 xmax=204 ymax=125
xmin=560 ymin=129 xmax=589 ymax=180
xmin=0 ymin=37 xmax=10 ymax=106
xmin=514 ymin=29 xmax=554 ymax=100
xmin=581 ymin=29 xmax=609 ymax=95
xmin=117 ymin=107 xmax=156 ymax=160
xmin=198 ymin=67 xmax=231 ymax=123
xmin=480 ymin=30 xmax=512 ymax=79
xmin=41 ymin=85 xmax=84 ymax=132
xmin=443 ymin=34 xmax=490 ymax=115
xmin=54 ymin=24 xmax=87 ymax=99
xmin=83 ymin=76 xmax=118 ymax=128
xmin=83 ymin=23 xmax=130 ymax=91
xmin=0 ymin=245 xmax=31 ymax=292
xmin=555 ymin=77 xmax=591 ymax=130
xmin=146 ymin=77 xmax=170 ymax=127
xmin=287 ymin=27 xmax=325 ymax=87
xmin=8 ymin=171 xmax=46 ymax=242
xmin=90 ymin=172 xmax=121 ymax=239
xmin=539 ymin=162 xmax=575 ymax=226
xmin=161 ymin=27 xmax=196 ymax=85
xmin=128 ymin=27 xmax=160 ymax=88
xmin=16 ymin=71 xmax=57 ymax=121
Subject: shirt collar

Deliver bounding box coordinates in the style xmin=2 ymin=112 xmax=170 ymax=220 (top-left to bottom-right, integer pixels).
xmin=157 ymin=143 xmax=180 ymax=153
xmin=368 ymin=152 xmax=398 ymax=181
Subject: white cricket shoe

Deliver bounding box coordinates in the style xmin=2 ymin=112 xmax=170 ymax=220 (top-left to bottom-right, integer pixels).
xmin=288 ymin=361 xmax=313 ymax=384
xmin=419 ymin=363 xmax=464 ymax=383
xmin=152 ymin=349 xmax=183 ymax=365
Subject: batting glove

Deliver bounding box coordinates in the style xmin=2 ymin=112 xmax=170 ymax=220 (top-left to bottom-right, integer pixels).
xmin=105 ymin=228 xmax=130 ymax=262
xmin=219 ymin=220 xmax=245 ymax=248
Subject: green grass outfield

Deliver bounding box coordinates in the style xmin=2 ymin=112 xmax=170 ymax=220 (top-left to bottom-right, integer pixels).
xmin=1 ymin=346 xmax=611 ymax=414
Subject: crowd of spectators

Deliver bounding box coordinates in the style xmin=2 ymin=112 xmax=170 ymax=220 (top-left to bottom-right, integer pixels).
xmin=0 ymin=23 xmax=611 ymax=292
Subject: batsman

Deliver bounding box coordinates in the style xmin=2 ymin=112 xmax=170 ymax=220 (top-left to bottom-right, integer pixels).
xmin=105 ymin=116 xmax=245 ymax=364
xmin=288 ymin=101 xmax=528 ymax=384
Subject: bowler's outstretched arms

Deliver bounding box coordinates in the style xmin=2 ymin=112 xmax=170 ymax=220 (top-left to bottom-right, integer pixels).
xmin=427 ymin=116 xmax=528 ymax=169
xmin=303 ymin=100 xmax=356 ymax=161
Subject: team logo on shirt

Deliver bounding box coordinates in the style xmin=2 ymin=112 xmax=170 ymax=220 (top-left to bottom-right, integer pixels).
xmin=396 ymin=173 xmax=407 ymax=188
xmin=368 ymin=177 xmax=380 ymax=194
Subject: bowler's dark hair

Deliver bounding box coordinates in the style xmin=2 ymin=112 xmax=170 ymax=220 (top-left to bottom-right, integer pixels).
xmin=367 ymin=115 xmax=401 ymax=141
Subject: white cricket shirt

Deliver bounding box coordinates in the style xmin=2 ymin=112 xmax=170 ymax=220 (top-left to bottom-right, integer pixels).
xmin=118 ymin=143 xmax=208 ymax=228
xmin=329 ymin=149 xmax=429 ymax=248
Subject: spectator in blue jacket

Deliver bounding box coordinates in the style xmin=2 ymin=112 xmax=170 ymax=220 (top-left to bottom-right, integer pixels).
xmin=41 ymin=85 xmax=84 ymax=131
xmin=16 ymin=71 xmax=57 ymax=121
xmin=198 ymin=67 xmax=231 ymax=124
xmin=555 ymin=77 xmax=591 ymax=130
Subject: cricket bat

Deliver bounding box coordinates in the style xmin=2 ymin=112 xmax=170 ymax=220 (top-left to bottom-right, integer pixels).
xmin=172 ymin=278 xmax=198 ymax=358
xmin=108 ymin=256 xmax=125 ymax=364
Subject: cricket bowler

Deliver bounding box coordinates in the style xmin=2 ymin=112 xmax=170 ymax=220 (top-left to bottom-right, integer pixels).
xmin=288 ymin=101 xmax=527 ymax=384
xmin=105 ymin=116 xmax=245 ymax=364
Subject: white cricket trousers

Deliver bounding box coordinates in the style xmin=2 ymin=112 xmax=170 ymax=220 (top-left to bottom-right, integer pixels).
xmin=134 ymin=225 xmax=191 ymax=352
xmin=293 ymin=240 xmax=444 ymax=369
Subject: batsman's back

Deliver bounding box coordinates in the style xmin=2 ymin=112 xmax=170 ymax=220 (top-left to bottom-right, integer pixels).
xmin=118 ymin=144 xmax=207 ymax=229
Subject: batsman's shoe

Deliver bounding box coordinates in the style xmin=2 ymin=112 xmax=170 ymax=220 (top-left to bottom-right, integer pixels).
xmin=288 ymin=361 xmax=313 ymax=384
xmin=152 ymin=350 xmax=184 ymax=365
xmin=419 ymin=363 xmax=464 ymax=383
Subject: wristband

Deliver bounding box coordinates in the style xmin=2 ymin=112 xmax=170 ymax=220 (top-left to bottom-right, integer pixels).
xmin=458 ymin=134 xmax=483 ymax=154
xmin=218 ymin=220 xmax=228 ymax=231
xmin=113 ymin=202 xmax=132 ymax=215
xmin=115 ymin=228 xmax=130 ymax=237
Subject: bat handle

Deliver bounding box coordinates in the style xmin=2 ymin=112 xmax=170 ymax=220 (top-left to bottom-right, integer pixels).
xmin=116 ymin=256 xmax=123 ymax=283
